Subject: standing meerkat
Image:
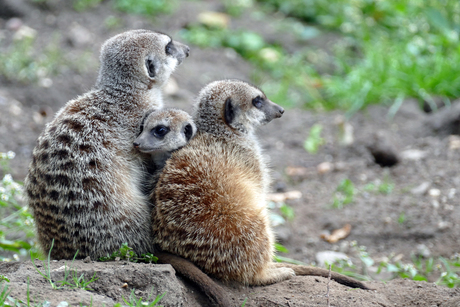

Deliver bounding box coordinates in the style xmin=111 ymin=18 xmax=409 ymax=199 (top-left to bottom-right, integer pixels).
xmin=153 ymin=80 xmax=369 ymax=289
xmin=24 ymin=29 xmax=190 ymax=260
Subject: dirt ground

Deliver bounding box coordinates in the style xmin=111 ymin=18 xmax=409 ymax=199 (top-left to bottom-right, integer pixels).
xmin=0 ymin=0 xmax=459 ymax=306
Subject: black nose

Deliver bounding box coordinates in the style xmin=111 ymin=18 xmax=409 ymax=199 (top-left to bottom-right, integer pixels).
xmin=279 ymin=108 xmax=285 ymax=115
xmin=133 ymin=142 xmax=139 ymax=148
xmin=184 ymin=46 xmax=190 ymax=57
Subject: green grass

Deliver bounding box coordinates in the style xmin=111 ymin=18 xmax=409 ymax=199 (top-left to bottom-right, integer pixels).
xmin=0 ymin=35 xmax=63 ymax=84
xmin=0 ymin=152 xmax=40 ymax=261
xmin=331 ymin=179 xmax=355 ymax=209
xmin=259 ymin=0 xmax=460 ymax=111
xmin=99 ymin=243 xmax=158 ymax=263
xmin=114 ymin=287 xmax=165 ymax=307
xmin=180 ymin=0 xmax=460 ymax=112
xmin=303 ymin=124 xmax=324 ymax=154
xmin=73 ymin=0 xmax=102 ymax=11
xmin=113 ymin=0 xmax=176 ymax=17
xmin=329 ymin=242 xmax=460 ymax=288
xmin=31 ymin=240 xmax=99 ymax=291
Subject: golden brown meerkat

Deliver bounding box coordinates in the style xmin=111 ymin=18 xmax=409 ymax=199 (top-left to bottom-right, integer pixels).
xmin=24 ymin=29 xmax=190 ymax=260
xmin=153 ymin=79 xmax=370 ymax=289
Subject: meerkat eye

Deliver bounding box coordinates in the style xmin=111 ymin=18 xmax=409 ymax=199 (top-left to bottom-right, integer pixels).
xmin=152 ymin=125 xmax=169 ymax=138
xmin=252 ymin=96 xmax=264 ymax=109
xmin=165 ymin=41 xmax=173 ymax=55
xmin=184 ymin=124 xmax=193 ymax=141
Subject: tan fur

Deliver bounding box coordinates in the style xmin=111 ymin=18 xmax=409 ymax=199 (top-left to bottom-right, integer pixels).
xmin=153 ymin=80 xmax=292 ymax=285
xmin=24 ymin=30 xmax=189 ymax=260
xmin=153 ymin=79 xmax=370 ymax=290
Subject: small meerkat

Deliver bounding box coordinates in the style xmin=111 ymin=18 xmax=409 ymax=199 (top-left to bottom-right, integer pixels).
xmin=133 ymin=108 xmax=197 ymax=191
xmin=24 ymin=30 xmax=190 ymax=260
xmin=133 ymin=109 xmax=232 ymax=307
xmin=153 ymin=80 xmax=369 ymax=289
xmin=134 ymin=108 xmax=196 ymax=171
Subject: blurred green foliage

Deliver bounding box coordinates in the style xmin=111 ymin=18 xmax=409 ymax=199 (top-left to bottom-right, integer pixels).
xmin=0 ymin=152 xmax=40 ymax=261
xmin=113 ymin=0 xmax=176 ymax=17
xmin=181 ymin=0 xmax=460 ymax=111
xmin=257 ymin=0 xmax=460 ymax=111
xmin=0 ymin=35 xmax=62 ymax=84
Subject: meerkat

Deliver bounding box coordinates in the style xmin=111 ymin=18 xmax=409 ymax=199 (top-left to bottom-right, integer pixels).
xmin=133 ymin=107 xmax=197 ymax=192
xmin=133 ymin=109 xmax=233 ymax=307
xmin=153 ymin=79 xmax=369 ymax=289
xmin=24 ymin=29 xmax=190 ymax=260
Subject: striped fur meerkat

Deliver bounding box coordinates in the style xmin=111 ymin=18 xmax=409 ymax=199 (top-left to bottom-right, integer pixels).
xmin=153 ymin=79 xmax=370 ymax=289
xmin=24 ymin=30 xmax=190 ymax=260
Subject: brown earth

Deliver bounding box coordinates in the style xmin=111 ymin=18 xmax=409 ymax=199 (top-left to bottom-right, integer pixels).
xmin=0 ymin=0 xmax=459 ymax=306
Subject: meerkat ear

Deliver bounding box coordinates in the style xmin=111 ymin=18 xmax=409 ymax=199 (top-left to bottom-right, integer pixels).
xmin=184 ymin=123 xmax=194 ymax=141
xmin=224 ymin=97 xmax=235 ymax=125
xmin=145 ymin=55 xmax=156 ymax=78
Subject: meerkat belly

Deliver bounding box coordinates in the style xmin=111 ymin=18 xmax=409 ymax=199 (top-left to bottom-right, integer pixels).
xmin=154 ymin=143 xmax=274 ymax=283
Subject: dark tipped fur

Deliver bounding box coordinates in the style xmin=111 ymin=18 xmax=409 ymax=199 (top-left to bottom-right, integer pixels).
xmin=153 ymin=79 xmax=368 ymax=290
xmin=25 ymin=30 xmax=189 ymax=260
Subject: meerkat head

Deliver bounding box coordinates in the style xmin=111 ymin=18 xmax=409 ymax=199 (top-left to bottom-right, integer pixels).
xmin=133 ymin=108 xmax=197 ymax=154
xmin=96 ymin=29 xmax=190 ymax=93
xmin=195 ymin=79 xmax=284 ymax=135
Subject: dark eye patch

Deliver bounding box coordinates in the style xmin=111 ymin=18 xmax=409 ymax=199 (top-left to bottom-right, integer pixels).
xmin=252 ymin=96 xmax=264 ymax=109
xmin=152 ymin=125 xmax=169 ymax=139
xmin=165 ymin=41 xmax=175 ymax=55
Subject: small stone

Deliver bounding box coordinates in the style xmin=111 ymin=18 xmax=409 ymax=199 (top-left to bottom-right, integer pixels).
xmin=448 ymin=188 xmax=456 ymax=199
xmin=9 ymin=104 xmax=21 ymax=116
xmin=39 ymin=78 xmax=53 ymax=88
xmin=415 ymin=244 xmax=431 ymax=258
xmin=115 ymin=257 xmax=120 ymax=261
xmin=438 ymin=221 xmax=451 ymax=230
xmin=317 ymin=162 xmax=332 ymax=174
xmin=315 ymin=251 xmax=349 ymax=267
xmin=121 ymin=283 xmax=128 ymax=288
xmin=400 ymin=149 xmax=428 ymax=161
xmin=449 ymin=135 xmax=460 ymax=150
xmin=5 ymin=18 xmax=23 ymax=31
xmin=411 ymin=182 xmax=431 ymax=195
xmin=83 ymin=256 xmax=91 ymax=263
xmin=67 ymin=22 xmax=93 ymax=47
xmin=13 ymin=25 xmax=37 ymax=40
xmin=428 ymin=188 xmax=441 ymax=197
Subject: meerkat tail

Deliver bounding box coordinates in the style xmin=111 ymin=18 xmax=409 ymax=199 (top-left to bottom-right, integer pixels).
xmin=155 ymin=251 xmax=232 ymax=307
xmin=272 ymin=263 xmax=371 ymax=290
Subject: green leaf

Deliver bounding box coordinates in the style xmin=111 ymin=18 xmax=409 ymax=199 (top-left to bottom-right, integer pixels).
xmin=274 ymin=243 xmax=289 ymax=253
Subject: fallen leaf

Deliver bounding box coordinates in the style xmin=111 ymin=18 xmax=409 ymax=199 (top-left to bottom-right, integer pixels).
xmin=320 ymin=224 xmax=351 ymax=243
xmin=267 ymin=191 xmax=302 ymax=202
xmin=197 ymin=12 xmax=230 ymax=29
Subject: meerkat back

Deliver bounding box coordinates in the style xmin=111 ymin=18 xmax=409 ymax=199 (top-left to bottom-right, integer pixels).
xmin=153 ymin=80 xmax=291 ymax=285
xmin=25 ymin=30 xmax=190 ymax=260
